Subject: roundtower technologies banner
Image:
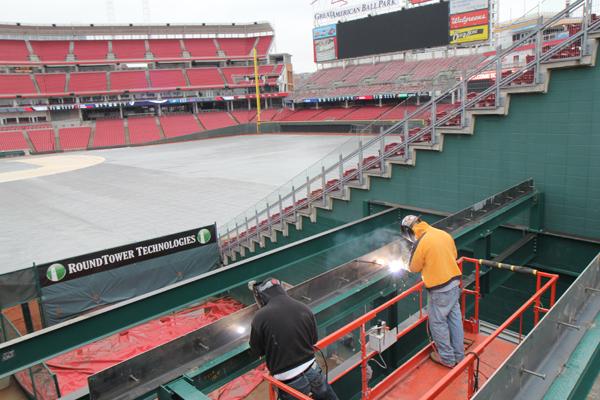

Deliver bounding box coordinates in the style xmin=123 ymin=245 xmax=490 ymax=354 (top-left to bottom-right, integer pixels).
xmin=449 ymin=0 xmax=490 ymax=44
xmin=38 ymin=224 xmax=217 ymax=287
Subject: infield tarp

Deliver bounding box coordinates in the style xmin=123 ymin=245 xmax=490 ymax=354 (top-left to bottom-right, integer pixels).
xmin=41 ymin=242 xmax=219 ymax=325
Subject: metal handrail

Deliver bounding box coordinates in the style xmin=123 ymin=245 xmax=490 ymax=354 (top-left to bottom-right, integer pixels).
xmin=220 ymin=0 xmax=595 ymax=255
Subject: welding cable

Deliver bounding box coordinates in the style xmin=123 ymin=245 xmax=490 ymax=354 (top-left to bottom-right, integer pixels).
xmin=466 ymin=351 xmax=481 ymax=392
xmin=314 ymin=346 xmax=329 ymax=381
xmin=371 ymin=353 xmax=388 ymax=370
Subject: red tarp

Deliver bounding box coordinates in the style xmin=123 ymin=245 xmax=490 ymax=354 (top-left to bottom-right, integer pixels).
xmin=209 ymin=364 xmax=267 ymax=400
xmin=20 ymin=298 xmax=244 ymax=396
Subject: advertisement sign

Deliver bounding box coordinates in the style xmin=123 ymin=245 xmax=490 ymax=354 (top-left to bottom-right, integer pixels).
xmin=450 ymin=24 xmax=489 ymax=44
xmin=409 ymin=0 xmax=434 ymax=4
xmin=313 ymin=24 xmax=337 ymax=40
xmin=314 ymin=37 xmax=338 ymax=62
xmin=313 ymin=0 xmax=403 ymax=26
xmin=450 ymin=9 xmax=489 ymax=29
xmin=38 ymin=224 xmax=217 ymax=287
xmin=449 ymin=0 xmax=488 ymax=14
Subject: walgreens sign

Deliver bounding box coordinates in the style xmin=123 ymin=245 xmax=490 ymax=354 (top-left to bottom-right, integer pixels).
xmin=450 ymin=9 xmax=489 ymax=29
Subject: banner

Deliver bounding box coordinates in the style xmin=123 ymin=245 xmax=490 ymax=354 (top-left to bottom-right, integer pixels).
xmin=449 ymin=0 xmax=488 ymax=14
xmin=38 ymin=224 xmax=217 ymax=287
xmin=450 ymin=24 xmax=489 ymax=44
xmin=450 ymin=9 xmax=489 ymax=29
xmin=313 ymin=0 xmax=403 ymax=26
xmin=313 ymin=24 xmax=338 ymax=62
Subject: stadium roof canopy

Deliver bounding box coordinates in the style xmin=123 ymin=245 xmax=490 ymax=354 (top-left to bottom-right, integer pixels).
xmin=0 ymin=21 xmax=274 ymax=39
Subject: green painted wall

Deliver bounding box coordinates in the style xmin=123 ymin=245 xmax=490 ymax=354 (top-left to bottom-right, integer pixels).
xmin=237 ymin=50 xmax=600 ymax=261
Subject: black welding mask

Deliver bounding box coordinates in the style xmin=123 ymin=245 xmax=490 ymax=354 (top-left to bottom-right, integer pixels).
xmin=400 ymin=215 xmax=420 ymax=244
xmin=248 ymin=278 xmax=283 ymax=308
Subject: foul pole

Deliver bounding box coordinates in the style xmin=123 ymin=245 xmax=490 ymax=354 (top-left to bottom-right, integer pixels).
xmin=253 ymin=48 xmax=262 ymax=134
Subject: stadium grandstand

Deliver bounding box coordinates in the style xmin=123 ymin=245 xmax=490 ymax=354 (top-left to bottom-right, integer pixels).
xmin=1 ymin=0 xmax=600 ymax=399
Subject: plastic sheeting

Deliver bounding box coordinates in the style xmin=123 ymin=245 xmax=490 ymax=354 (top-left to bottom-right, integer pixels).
xmin=41 ymin=242 xmax=219 ymax=325
xmin=45 ymin=297 xmax=243 ymax=396
xmin=209 ymin=365 xmax=267 ymax=400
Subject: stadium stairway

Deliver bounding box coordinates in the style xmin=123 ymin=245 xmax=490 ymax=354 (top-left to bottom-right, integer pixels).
xmin=123 ymin=119 xmax=131 ymax=145
xmin=220 ymin=21 xmax=600 ymax=264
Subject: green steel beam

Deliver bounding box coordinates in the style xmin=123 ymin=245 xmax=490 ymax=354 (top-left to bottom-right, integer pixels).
xmin=0 ymin=208 xmax=401 ymax=379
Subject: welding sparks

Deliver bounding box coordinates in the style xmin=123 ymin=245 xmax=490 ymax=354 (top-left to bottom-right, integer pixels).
xmin=234 ymin=325 xmax=247 ymax=334
xmin=388 ymin=259 xmax=409 ymax=274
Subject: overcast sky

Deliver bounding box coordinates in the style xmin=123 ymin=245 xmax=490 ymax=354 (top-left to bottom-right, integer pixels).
xmin=1 ymin=0 xmax=570 ymax=73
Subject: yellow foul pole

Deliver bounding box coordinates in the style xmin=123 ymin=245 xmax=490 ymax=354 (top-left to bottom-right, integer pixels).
xmin=253 ymin=47 xmax=262 ymax=134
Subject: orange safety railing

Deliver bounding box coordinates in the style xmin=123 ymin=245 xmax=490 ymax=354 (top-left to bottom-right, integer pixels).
xmin=263 ymin=257 xmax=559 ymax=400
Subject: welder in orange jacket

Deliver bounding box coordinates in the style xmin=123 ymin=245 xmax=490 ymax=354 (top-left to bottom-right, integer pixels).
xmin=401 ymin=215 xmax=464 ymax=368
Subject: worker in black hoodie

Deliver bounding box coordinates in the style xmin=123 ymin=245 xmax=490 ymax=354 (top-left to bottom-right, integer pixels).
xmin=249 ymin=278 xmax=339 ymax=400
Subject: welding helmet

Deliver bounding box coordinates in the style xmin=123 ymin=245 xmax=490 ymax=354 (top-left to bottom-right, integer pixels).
xmin=400 ymin=215 xmax=420 ymax=244
xmin=248 ymin=278 xmax=283 ymax=308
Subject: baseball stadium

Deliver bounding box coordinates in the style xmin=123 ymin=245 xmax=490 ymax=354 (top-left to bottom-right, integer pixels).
xmin=0 ymin=0 xmax=599 ymax=399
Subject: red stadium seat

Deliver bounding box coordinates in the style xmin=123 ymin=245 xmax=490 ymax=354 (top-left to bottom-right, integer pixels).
xmin=111 ymin=40 xmax=147 ymax=59
xmin=58 ymin=127 xmax=91 ymax=150
xmin=0 ymin=40 xmax=30 ymax=61
xmin=0 ymin=131 xmax=29 ymax=151
xmin=110 ymin=71 xmax=149 ymax=91
xmin=197 ymin=112 xmax=237 ymax=130
xmin=0 ymin=75 xmax=37 ymax=95
xmin=186 ymin=68 xmax=225 ymax=87
xmin=28 ymin=129 xmax=55 ymax=152
xmin=159 ymin=114 xmax=202 ymax=138
xmin=149 ymin=70 xmax=187 ymax=89
xmin=218 ymin=38 xmax=255 ymax=57
xmin=148 ymin=40 xmax=183 ymax=58
xmin=127 ymin=116 xmax=161 ymax=144
xmin=183 ymin=39 xmax=218 ymax=57
xmin=69 ymin=72 xmax=108 ymax=93
xmin=30 ymin=40 xmax=70 ymax=61
xmin=73 ymin=41 xmax=108 ymax=60
xmin=35 ymin=74 xmax=66 ymax=94
xmin=93 ymin=119 xmax=126 ymax=147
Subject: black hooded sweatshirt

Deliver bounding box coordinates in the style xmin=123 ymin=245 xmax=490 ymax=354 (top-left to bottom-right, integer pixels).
xmin=249 ymin=285 xmax=318 ymax=375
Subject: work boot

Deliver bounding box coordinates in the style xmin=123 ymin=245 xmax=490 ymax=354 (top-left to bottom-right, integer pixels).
xmin=430 ymin=351 xmax=455 ymax=368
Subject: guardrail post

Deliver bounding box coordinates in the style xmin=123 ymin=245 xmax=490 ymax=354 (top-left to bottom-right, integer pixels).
xmin=235 ymin=221 xmax=240 ymax=252
xmin=380 ymin=135 xmax=386 ymax=174
xmin=535 ymin=17 xmax=542 ymax=84
xmin=582 ymin=0 xmax=590 ymax=55
xmin=266 ymin=202 xmax=271 ymax=237
xmin=255 ymin=209 xmax=259 ymax=232
xmin=461 ymin=72 xmax=467 ymax=125
xmin=245 ymin=216 xmax=250 ymax=246
xmin=403 ymin=119 xmax=409 ymax=161
xmin=431 ymin=100 xmax=437 ymax=145
xmin=291 ymin=186 xmax=297 ymax=220
xmin=321 ymin=166 xmax=327 ymax=206
xmin=358 ymin=140 xmax=364 ymax=185
xmin=338 ymin=154 xmax=344 ymax=183
xmin=495 ymin=54 xmax=501 ymax=107
xmin=279 ymin=194 xmax=284 ymax=229
xmin=306 ymin=176 xmax=310 ymax=200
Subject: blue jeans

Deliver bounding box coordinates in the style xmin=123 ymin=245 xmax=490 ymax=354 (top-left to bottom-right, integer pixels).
xmin=278 ymin=363 xmax=339 ymax=400
xmin=428 ymin=285 xmax=465 ymax=366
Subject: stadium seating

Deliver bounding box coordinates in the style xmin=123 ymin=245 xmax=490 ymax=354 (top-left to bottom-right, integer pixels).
xmin=73 ymin=40 xmax=108 ymax=60
xmin=148 ymin=40 xmax=182 ymax=58
xmin=0 ymin=74 xmax=36 ymax=95
xmin=27 ymin=129 xmax=55 ymax=152
xmin=110 ymin=71 xmax=149 ymax=91
xmin=30 ymin=40 xmax=70 ymax=61
xmin=35 ymin=74 xmax=66 ymax=94
xmin=343 ymin=106 xmax=388 ymax=120
xmin=311 ymin=108 xmax=354 ymax=121
xmin=186 ymin=68 xmax=224 ymax=87
xmin=127 ymin=116 xmax=161 ymax=144
xmin=58 ymin=127 xmax=91 ymax=150
xmin=0 ymin=123 xmax=51 ymax=132
xmin=68 ymin=72 xmax=108 ymax=93
xmin=230 ymin=110 xmax=256 ymax=124
xmin=93 ymin=119 xmax=126 ymax=147
xmin=183 ymin=39 xmax=218 ymax=57
xmin=221 ymin=67 xmax=256 ymax=87
xmin=280 ymin=108 xmax=325 ymax=121
xmin=253 ymin=108 xmax=282 ymax=121
xmin=159 ymin=114 xmax=201 ymax=138
xmin=217 ymin=38 xmax=255 ymax=57
xmin=0 ymin=131 xmax=29 ymax=151
xmin=149 ymin=69 xmax=187 ymax=89
xmin=255 ymin=36 xmax=273 ymax=56
xmin=0 ymin=40 xmax=30 ymax=61
xmin=197 ymin=112 xmax=236 ymax=130
xmin=111 ymin=40 xmax=147 ymax=59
